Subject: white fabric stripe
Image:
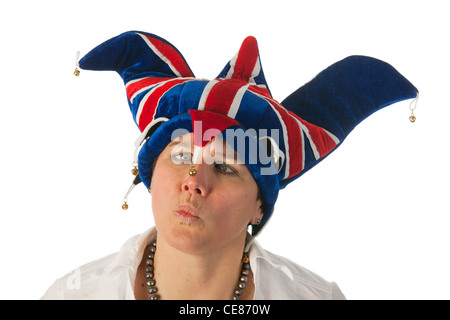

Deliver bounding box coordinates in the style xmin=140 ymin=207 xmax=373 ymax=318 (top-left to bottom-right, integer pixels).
xmin=126 ymin=77 xmax=150 ymax=103
xmin=130 ymin=85 xmax=153 ymax=104
xmin=133 ymin=117 xmax=170 ymax=164
xmin=227 ymin=84 xmax=250 ymax=119
xmin=198 ymin=80 xmax=220 ymax=111
xmin=128 ymin=77 xmax=195 ymax=104
xmin=134 ymin=117 xmax=170 ymax=147
xmin=250 ymin=83 xmax=339 ymax=160
xmin=135 ymin=78 xmax=179 ymax=125
xmin=137 ymin=78 xmax=197 ymax=126
xmin=136 ymin=86 xmax=161 ymax=126
xmin=224 ymin=53 xmax=238 ymax=79
xmin=249 ymin=56 xmax=261 ymax=85
xmin=266 ymin=101 xmax=290 ymax=180
xmin=293 ymin=118 xmax=306 ymax=171
xmin=297 ymin=121 xmax=321 ymax=161
xmin=136 ymin=32 xmax=182 ymax=78
xmin=125 ymin=77 xmax=147 ymax=89
xmin=323 ymin=128 xmax=340 ymax=145
xmin=225 ymin=53 xmax=260 ymax=84
xmin=248 ymin=89 xmax=292 ymax=179
xmin=255 ymin=84 xmax=339 ymax=164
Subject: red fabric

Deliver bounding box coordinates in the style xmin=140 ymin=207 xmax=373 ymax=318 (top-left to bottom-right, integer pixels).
xmin=232 ymin=36 xmax=259 ymax=81
xmin=138 ymin=78 xmax=192 ymax=131
xmin=143 ymin=35 xmax=194 ymax=78
xmin=189 ymin=110 xmax=239 ymax=147
xmin=248 ymin=85 xmax=272 ymax=99
xmin=269 ymin=102 xmax=304 ymax=178
xmin=204 ymin=79 xmax=247 ymax=115
xmin=126 ymin=77 xmax=170 ymax=101
xmin=296 ymin=116 xmax=337 ymax=158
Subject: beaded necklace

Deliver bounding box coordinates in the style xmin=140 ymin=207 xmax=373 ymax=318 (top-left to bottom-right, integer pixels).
xmin=144 ymin=241 xmax=250 ymax=300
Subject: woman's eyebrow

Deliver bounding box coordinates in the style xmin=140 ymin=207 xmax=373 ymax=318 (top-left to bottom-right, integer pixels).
xmin=211 ymin=141 xmax=243 ymax=164
xmin=167 ymin=137 xmax=192 ymax=149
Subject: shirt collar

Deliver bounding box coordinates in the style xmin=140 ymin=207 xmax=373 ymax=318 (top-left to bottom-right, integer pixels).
xmin=119 ymin=227 xmax=294 ymax=282
xmin=247 ymin=235 xmax=295 ymax=281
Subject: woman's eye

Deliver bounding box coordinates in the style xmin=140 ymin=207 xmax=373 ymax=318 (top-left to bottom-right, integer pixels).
xmin=215 ymin=163 xmax=237 ymax=175
xmin=171 ymin=152 xmax=192 ymax=164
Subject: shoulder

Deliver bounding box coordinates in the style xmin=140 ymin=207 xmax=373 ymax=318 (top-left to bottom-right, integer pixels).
xmin=41 ymin=229 xmax=155 ymax=300
xmin=40 ymin=252 xmax=118 ymax=300
xmin=249 ymin=240 xmax=346 ymax=300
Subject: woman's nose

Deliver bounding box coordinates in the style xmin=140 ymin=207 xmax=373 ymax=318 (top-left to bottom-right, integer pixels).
xmin=181 ymin=164 xmax=210 ymax=197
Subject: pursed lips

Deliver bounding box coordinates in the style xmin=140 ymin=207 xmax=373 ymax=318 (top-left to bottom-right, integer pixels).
xmin=174 ymin=204 xmax=200 ymax=224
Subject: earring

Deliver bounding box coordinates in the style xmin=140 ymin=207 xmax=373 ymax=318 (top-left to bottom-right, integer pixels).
xmin=254 ymin=218 xmax=262 ymax=225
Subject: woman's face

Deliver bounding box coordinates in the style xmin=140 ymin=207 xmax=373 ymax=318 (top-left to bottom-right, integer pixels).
xmin=150 ymin=133 xmax=263 ymax=254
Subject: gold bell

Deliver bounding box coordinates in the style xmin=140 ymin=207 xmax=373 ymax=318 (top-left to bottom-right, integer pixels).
xmin=242 ymin=253 xmax=249 ymax=264
xmin=131 ymin=166 xmax=139 ymax=176
xmin=122 ymin=202 xmax=129 ymax=210
xmin=408 ymin=94 xmax=419 ymax=123
xmin=74 ymin=51 xmax=81 ymax=76
xmin=188 ymin=167 xmax=197 ymax=176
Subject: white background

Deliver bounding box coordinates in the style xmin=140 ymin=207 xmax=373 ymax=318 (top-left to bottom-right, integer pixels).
xmin=1 ymin=0 xmax=449 ymax=300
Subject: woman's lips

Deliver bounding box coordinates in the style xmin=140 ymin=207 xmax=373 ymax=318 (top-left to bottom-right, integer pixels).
xmin=174 ymin=204 xmax=200 ymax=224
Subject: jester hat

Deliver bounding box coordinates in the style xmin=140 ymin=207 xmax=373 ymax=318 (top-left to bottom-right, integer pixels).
xmin=78 ymin=31 xmax=418 ymax=233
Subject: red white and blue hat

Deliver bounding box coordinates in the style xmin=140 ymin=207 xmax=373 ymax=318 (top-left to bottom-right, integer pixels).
xmin=77 ymin=31 xmax=418 ymax=233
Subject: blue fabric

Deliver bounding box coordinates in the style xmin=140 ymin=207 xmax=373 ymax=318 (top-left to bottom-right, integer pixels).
xmin=280 ymin=55 xmax=418 ymax=188
xmin=79 ymin=31 xmax=194 ymax=81
xmin=282 ymin=55 xmax=418 ymax=140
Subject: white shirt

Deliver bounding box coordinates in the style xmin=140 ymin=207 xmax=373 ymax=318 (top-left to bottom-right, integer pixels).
xmin=41 ymin=227 xmax=345 ymax=300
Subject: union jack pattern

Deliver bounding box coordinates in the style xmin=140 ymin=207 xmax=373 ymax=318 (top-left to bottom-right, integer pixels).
xmin=79 ymin=30 xmax=418 ymax=221
xmin=115 ymin=32 xmax=339 ymax=182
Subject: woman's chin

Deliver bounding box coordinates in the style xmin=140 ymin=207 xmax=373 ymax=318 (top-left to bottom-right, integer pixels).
xmin=161 ymin=223 xmax=212 ymax=254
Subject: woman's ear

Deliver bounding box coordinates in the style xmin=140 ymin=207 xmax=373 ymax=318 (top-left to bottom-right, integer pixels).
xmin=249 ymin=200 xmax=265 ymax=236
xmin=251 ymin=199 xmax=263 ymax=225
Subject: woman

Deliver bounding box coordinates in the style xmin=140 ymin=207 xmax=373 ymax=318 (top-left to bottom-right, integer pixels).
xmin=137 ymin=132 xmax=279 ymax=300
xmin=42 ymin=31 xmax=418 ymax=300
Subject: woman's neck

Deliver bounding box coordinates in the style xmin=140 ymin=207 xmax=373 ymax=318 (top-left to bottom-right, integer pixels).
xmin=135 ymin=231 xmax=254 ymax=300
